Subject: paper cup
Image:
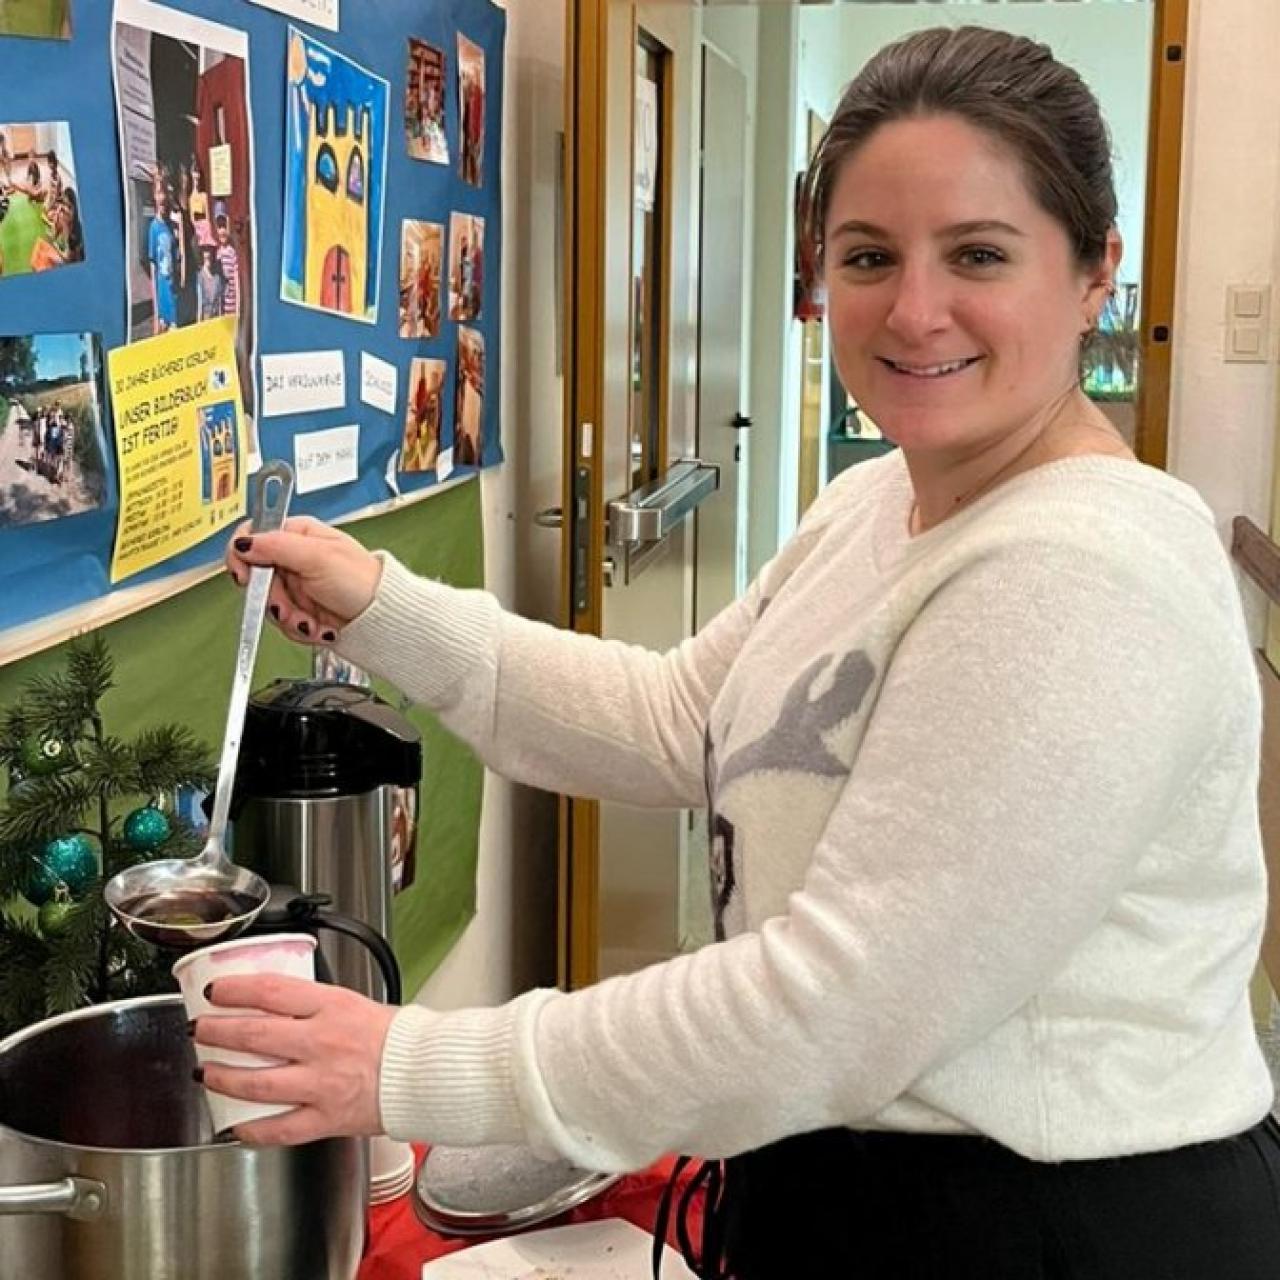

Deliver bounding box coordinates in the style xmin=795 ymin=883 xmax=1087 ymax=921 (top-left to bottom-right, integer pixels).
xmin=172 ymin=933 xmax=318 ymax=1133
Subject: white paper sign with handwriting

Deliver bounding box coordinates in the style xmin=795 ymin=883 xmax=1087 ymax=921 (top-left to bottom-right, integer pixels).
xmin=247 ymin=0 xmax=338 ymax=32
xmin=360 ymin=351 xmax=398 ymax=415
xmin=294 ymin=425 xmax=360 ymax=495
xmin=261 ymin=350 xmax=346 ymax=418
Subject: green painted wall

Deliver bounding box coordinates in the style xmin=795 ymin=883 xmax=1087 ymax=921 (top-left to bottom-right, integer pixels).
xmin=0 ymin=479 xmax=485 ymax=999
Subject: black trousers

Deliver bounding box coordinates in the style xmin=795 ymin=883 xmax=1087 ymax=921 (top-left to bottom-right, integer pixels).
xmin=670 ymin=1117 xmax=1280 ymax=1279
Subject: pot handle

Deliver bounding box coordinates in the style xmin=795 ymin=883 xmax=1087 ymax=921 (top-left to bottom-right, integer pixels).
xmin=0 ymin=1176 xmax=107 ymax=1220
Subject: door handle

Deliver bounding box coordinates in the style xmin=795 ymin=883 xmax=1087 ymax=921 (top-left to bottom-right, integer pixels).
xmin=533 ymin=506 xmax=563 ymax=529
xmin=730 ymin=413 xmax=752 ymax=430
xmin=606 ymin=460 xmax=719 ymax=546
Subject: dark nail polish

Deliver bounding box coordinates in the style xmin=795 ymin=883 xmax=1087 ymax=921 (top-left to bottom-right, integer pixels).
xmin=234 ymin=537 xmax=253 ymax=553
xmin=192 ymin=1067 xmax=205 ymax=1084
xmin=203 ymin=983 xmax=214 ymax=1001
xmin=186 ymin=1019 xmax=197 ymax=1037
xmin=297 ymin=620 xmax=311 ymax=636
xmin=321 ymin=630 xmax=336 ymax=644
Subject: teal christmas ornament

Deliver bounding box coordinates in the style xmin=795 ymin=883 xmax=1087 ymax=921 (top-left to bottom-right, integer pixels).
xmin=24 ymin=834 xmax=97 ymax=906
xmin=123 ymin=805 xmax=172 ymax=852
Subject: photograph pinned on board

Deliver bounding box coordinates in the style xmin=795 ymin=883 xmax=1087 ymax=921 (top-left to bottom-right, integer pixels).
xmin=0 ymin=123 xmax=84 ymax=279
xmin=398 ymin=219 xmax=442 ymax=339
xmin=0 ymin=332 xmax=107 ymax=529
xmin=457 ymin=33 xmax=485 ymax=188
xmin=447 ymin=211 xmax=483 ymax=323
xmin=111 ymin=0 xmax=258 ymax=418
xmin=0 ymin=1 xmax=72 ymax=39
xmin=400 ymin=356 xmax=444 ymax=474
xmin=405 ymin=37 xmax=448 ymax=165
xmin=197 ymin=399 xmax=240 ymax=503
xmin=282 ymin=26 xmax=390 ymax=325
xmin=454 ymin=327 xmax=484 ymax=468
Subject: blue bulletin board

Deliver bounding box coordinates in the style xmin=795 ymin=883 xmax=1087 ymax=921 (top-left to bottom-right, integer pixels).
xmin=0 ymin=0 xmax=504 ymax=638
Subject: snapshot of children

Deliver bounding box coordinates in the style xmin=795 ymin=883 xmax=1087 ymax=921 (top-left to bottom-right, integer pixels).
xmin=114 ymin=7 xmax=257 ymax=416
xmin=0 ymin=123 xmax=85 ymax=279
xmin=0 ymin=333 xmax=107 ymax=531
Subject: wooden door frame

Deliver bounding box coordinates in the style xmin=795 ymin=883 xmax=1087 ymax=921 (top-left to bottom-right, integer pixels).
xmin=1135 ymin=0 xmax=1190 ymax=469
xmin=559 ymin=0 xmax=607 ymax=988
xmin=558 ymin=0 xmax=1192 ymax=990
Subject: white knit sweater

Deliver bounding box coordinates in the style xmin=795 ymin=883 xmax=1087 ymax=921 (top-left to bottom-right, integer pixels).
xmin=339 ymin=452 xmax=1274 ymax=1172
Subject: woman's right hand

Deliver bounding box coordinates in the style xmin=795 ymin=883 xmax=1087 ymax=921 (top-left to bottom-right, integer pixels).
xmin=225 ymin=515 xmax=383 ymax=644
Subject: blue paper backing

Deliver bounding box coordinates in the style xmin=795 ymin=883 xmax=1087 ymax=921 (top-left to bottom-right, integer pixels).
xmin=0 ymin=0 xmax=505 ymax=636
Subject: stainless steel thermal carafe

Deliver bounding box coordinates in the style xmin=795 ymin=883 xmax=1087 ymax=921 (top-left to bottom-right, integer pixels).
xmin=230 ymin=681 xmax=422 ymax=1001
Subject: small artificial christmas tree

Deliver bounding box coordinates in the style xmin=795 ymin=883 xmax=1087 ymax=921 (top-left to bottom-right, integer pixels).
xmin=0 ymin=634 xmax=214 ymax=1038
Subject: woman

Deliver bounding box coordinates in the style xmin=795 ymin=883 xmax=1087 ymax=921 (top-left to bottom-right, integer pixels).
xmin=209 ymin=27 xmax=1280 ymax=1277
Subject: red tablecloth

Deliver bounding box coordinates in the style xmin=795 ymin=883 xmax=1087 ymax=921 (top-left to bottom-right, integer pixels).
xmin=359 ymin=1149 xmax=701 ymax=1280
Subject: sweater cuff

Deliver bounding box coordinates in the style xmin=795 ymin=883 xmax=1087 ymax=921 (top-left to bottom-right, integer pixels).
xmin=335 ymin=552 xmax=498 ymax=710
xmin=378 ymin=990 xmax=561 ymax=1150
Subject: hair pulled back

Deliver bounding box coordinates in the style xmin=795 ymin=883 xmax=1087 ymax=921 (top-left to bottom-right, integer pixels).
xmin=800 ymin=26 xmax=1118 ymax=270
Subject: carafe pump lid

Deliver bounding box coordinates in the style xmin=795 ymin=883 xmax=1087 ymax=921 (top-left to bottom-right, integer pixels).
xmin=235 ymin=680 xmax=422 ymax=798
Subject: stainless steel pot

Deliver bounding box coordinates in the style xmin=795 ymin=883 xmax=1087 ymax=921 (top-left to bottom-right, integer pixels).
xmin=0 ymin=995 xmax=367 ymax=1279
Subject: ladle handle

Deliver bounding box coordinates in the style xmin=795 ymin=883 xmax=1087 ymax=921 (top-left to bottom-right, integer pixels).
xmin=205 ymin=462 xmax=294 ymax=853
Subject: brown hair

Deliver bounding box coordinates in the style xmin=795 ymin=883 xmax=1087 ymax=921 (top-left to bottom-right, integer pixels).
xmin=799 ymin=26 xmax=1117 ymax=271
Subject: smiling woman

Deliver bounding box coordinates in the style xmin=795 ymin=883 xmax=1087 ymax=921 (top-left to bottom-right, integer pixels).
xmin=800 ymin=26 xmax=1133 ymax=532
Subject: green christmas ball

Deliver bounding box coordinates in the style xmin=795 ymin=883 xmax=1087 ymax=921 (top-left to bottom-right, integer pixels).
xmin=38 ymin=898 xmax=76 ymax=938
xmin=25 ymin=834 xmax=97 ymax=905
xmin=123 ymin=805 xmax=172 ymax=851
xmin=18 ymin=733 xmax=75 ymax=777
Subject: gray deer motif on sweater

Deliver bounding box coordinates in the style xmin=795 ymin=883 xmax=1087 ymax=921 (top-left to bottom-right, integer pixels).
xmin=706 ymin=650 xmax=876 ymax=938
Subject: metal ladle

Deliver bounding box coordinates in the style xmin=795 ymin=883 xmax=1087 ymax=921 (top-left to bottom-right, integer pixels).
xmin=104 ymin=461 xmax=294 ymax=950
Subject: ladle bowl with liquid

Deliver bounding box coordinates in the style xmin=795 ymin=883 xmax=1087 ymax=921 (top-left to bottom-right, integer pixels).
xmin=106 ymin=862 xmax=270 ymax=950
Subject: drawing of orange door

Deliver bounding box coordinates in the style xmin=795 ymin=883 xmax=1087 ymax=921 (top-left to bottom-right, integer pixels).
xmin=321 ymin=246 xmax=353 ymax=312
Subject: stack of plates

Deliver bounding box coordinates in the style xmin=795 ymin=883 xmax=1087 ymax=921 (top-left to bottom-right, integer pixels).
xmin=370 ymin=1136 xmax=417 ymax=1205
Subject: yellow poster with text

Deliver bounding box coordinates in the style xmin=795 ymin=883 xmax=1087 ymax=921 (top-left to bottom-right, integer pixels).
xmin=107 ymin=317 xmax=246 ymax=583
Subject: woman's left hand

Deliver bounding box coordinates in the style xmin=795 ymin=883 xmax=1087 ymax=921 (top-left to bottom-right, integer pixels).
xmin=194 ymin=976 xmax=397 ymax=1146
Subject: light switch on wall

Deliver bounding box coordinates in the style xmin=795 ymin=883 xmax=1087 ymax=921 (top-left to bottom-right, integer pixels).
xmin=1225 ymin=283 xmax=1273 ymax=364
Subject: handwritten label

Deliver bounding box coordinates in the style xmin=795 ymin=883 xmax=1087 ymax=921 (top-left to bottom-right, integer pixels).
xmin=208 ymin=143 xmax=233 ymax=198
xmin=261 ymin=350 xmax=345 ymax=418
xmin=294 ymin=425 xmax=359 ymax=494
xmin=247 ymin=0 xmax=339 ymax=31
xmin=360 ymin=352 xmax=398 ymax=415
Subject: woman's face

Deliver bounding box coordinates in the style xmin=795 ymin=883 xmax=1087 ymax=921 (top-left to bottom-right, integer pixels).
xmin=823 ymin=114 xmax=1116 ymax=458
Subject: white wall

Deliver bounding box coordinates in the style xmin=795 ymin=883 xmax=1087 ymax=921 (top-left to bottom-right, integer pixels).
xmin=1168 ymin=0 xmax=1280 ymax=644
